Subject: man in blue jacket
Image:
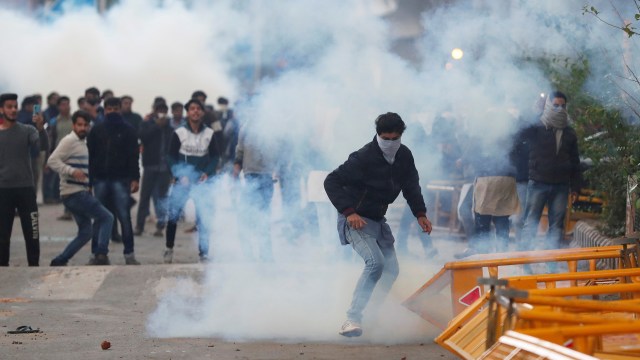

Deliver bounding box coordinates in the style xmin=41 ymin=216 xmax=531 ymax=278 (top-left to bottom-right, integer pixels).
xmin=324 ymin=112 xmax=432 ymax=337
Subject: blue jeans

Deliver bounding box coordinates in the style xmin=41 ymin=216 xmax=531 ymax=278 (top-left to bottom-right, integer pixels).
xmin=520 ymin=180 xmax=569 ymax=251
xmin=344 ymin=218 xmax=399 ymax=323
xmin=93 ymin=179 xmax=135 ymax=255
xmin=53 ymin=191 xmax=114 ymax=263
xmin=165 ymin=182 xmax=211 ymax=257
xmin=237 ymin=174 xmax=274 ymax=261
xmin=510 ymin=182 xmax=528 ymax=242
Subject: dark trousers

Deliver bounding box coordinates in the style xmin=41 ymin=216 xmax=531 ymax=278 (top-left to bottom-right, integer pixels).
xmin=42 ymin=168 xmax=60 ymax=202
xmin=0 ymin=187 xmax=40 ymax=266
xmin=474 ymin=213 xmax=510 ymax=253
xmin=135 ymin=170 xmax=171 ymax=231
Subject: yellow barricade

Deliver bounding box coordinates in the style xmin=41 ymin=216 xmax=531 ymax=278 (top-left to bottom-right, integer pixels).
xmin=479 ymin=331 xmax=599 ymax=360
xmin=498 ymin=283 xmax=640 ymax=356
xmin=506 ymin=267 xmax=640 ymax=291
xmin=404 ymin=246 xmax=631 ymax=329
xmin=436 ymin=270 xmax=640 ymax=359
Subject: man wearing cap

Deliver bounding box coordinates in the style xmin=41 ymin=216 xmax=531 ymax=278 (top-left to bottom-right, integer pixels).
xmin=0 ymin=93 xmax=49 ymax=266
xmin=164 ymin=99 xmax=220 ymax=264
xmin=324 ymin=112 xmax=432 ymax=337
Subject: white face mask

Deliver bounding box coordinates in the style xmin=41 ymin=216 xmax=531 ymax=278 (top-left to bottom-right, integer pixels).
xmin=376 ymin=134 xmax=401 ymax=164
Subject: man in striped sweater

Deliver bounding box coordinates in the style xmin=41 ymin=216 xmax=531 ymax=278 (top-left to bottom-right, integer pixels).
xmin=48 ymin=111 xmax=114 ymax=266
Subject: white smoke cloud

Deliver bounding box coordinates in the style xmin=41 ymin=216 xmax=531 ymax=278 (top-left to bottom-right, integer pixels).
xmin=0 ymin=0 xmax=236 ymax=110
xmin=4 ymin=0 xmax=639 ymax=343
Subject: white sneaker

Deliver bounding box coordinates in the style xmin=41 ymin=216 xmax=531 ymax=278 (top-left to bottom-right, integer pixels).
xmin=339 ymin=320 xmax=362 ymax=337
xmin=199 ymin=254 xmax=210 ymax=263
xmin=163 ymin=249 xmax=173 ymax=264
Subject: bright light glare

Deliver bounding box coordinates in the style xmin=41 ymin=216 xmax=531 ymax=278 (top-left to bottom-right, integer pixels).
xmin=451 ymin=48 xmax=464 ymax=60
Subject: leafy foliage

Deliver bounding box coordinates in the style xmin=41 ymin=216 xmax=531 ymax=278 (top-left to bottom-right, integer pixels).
xmin=583 ymin=2 xmax=640 ymax=38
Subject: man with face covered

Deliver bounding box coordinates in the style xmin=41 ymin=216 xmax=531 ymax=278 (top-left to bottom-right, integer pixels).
xmin=324 ymin=112 xmax=433 ymax=337
xmin=87 ymin=97 xmax=141 ymax=265
xmin=0 ymin=93 xmax=48 ymax=266
xmin=519 ymin=91 xmax=580 ymax=252
xmin=48 ymin=111 xmax=114 ymax=266
xmin=135 ymin=102 xmax=174 ymax=237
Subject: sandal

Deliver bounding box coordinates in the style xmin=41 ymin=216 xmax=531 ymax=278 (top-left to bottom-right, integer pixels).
xmin=7 ymin=325 xmax=41 ymax=334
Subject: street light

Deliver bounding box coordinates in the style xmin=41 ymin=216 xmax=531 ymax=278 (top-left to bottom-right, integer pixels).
xmin=451 ymin=48 xmax=464 ymax=60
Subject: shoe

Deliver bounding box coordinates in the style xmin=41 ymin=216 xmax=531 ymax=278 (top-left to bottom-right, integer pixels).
xmin=94 ymin=254 xmax=110 ymax=266
xmin=423 ymin=247 xmax=439 ymax=258
xmin=199 ymin=254 xmax=210 ymax=263
xmin=86 ymin=256 xmax=97 ymax=265
xmin=153 ymin=229 xmax=164 ymax=237
xmin=124 ymin=253 xmax=141 ymax=265
xmin=57 ymin=213 xmax=72 ymax=221
xmin=184 ymin=225 xmax=197 ymax=233
xmin=454 ymin=248 xmax=477 ymax=259
xmin=163 ymin=249 xmax=173 ymax=264
xmin=133 ymin=228 xmax=144 ymax=236
xmin=339 ymin=320 xmax=362 ymax=337
xmin=50 ymin=258 xmax=67 ymax=266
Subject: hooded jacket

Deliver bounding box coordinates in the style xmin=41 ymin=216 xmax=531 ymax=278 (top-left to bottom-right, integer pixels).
xmin=324 ymin=136 xmax=426 ymax=222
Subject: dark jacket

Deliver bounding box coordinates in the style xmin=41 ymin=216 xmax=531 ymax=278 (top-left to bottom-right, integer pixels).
xmin=324 ymin=136 xmax=427 ymax=221
xmin=519 ymin=123 xmax=581 ymax=192
xmin=122 ymin=111 xmax=143 ymax=132
xmin=511 ymin=126 xmax=530 ymax=182
xmin=87 ymin=113 xmax=140 ymax=185
xmin=139 ymin=119 xmax=173 ymax=172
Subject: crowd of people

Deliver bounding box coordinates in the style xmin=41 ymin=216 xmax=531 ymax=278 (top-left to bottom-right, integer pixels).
xmin=0 ymin=87 xmax=581 ymax=270
xmin=0 ymin=86 xmax=581 ymax=338
xmin=0 ymin=87 xmax=281 ymax=266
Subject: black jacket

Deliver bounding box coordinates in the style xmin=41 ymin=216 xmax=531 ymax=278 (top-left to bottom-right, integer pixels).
xmin=324 ymin=136 xmax=427 ymax=221
xmin=139 ymin=119 xmax=173 ymax=171
xmin=87 ymin=114 xmax=140 ymax=184
xmin=519 ymin=123 xmax=581 ymax=192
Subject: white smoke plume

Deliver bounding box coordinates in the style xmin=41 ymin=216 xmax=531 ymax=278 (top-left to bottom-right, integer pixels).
xmin=2 ymin=0 xmax=638 ymax=343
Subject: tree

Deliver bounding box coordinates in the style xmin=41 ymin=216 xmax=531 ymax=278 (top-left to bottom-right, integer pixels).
xmin=583 ymin=1 xmax=640 ymax=38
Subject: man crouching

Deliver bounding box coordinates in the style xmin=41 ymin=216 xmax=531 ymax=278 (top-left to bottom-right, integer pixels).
xmin=324 ymin=112 xmax=432 ymax=337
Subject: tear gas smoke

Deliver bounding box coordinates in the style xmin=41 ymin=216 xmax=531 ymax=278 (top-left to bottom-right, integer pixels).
xmin=2 ymin=0 xmax=638 ymax=343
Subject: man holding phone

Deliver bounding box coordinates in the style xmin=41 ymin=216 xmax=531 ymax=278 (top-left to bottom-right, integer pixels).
xmin=0 ymin=93 xmax=48 ymax=266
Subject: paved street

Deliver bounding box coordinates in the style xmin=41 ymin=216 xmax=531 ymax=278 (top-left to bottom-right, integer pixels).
xmin=1 ymin=201 xmax=459 ymax=359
